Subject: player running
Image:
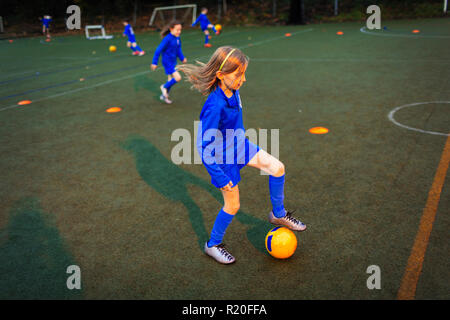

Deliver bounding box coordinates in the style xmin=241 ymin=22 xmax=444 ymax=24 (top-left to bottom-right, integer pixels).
xmin=151 ymin=20 xmax=187 ymax=104
xmin=191 ymin=7 xmax=220 ymax=48
xmin=122 ymin=19 xmax=145 ymax=56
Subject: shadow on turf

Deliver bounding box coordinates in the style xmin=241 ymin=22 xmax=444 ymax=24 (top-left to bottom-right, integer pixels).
xmin=133 ymin=73 xmax=163 ymax=101
xmin=121 ymin=135 xmax=272 ymax=254
xmin=0 ymin=197 xmax=82 ymax=299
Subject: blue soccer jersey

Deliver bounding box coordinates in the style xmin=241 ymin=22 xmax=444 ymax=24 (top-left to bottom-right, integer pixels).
xmin=152 ymin=33 xmax=185 ymax=75
xmin=191 ymin=13 xmax=211 ymax=31
xmin=197 ymin=87 xmax=260 ymax=188
xmin=123 ymin=24 xmax=136 ymax=42
xmin=42 ymin=16 xmax=52 ymax=28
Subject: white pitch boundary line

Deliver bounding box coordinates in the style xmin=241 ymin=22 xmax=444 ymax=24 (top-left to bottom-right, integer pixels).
xmin=0 ymin=70 xmax=151 ymax=112
xmin=360 ymin=26 xmax=450 ymax=39
xmin=0 ymin=30 xmax=242 ymax=81
xmin=41 ymin=56 xmax=102 ymax=60
xmin=0 ymin=28 xmax=314 ymax=113
xmin=0 ymin=56 xmax=115 ymax=80
xmin=388 ymin=101 xmax=450 ymax=137
xmin=191 ymin=28 xmax=314 ymax=63
xmin=251 ymin=57 xmax=450 ymax=63
xmin=240 ymin=28 xmax=313 ymax=49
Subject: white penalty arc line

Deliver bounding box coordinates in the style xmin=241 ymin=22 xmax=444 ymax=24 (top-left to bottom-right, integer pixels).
xmin=0 ymin=28 xmax=314 ymax=112
xmin=360 ymin=27 xmax=450 ymax=39
xmin=388 ymin=101 xmax=450 ymax=137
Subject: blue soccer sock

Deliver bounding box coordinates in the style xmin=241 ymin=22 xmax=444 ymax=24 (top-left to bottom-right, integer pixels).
xmin=207 ymin=208 xmax=235 ymax=247
xmin=269 ymin=174 xmax=287 ymax=218
xmin=212 ymin=26 xmax=217 ymax=33
xmin=135 ymin=45 xmax=143 ymax=52
xmin=205 ymin=35 xmax=209 ymax=44
xmin=163 ymin=78 xmax=177 ymax=92
xmin=130 ymin=46 xmax=137 ymax=52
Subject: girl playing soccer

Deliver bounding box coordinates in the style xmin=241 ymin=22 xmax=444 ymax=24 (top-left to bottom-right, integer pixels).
xmin=178 ymin=46 xmax=306 ymax=264
xmin=151 ymin=21 xmax=187 ymax=104
xmin=191 ymin=7 xmax=219 ymax=48
xmin=40 ymin=15 xmax=52 ymax=39
xmin=122 ymin=19 xmax=145 ymax=56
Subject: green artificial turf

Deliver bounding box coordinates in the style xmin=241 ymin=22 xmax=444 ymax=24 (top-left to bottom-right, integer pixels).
xmin=0 ymin=18 xmax=449 ymax=299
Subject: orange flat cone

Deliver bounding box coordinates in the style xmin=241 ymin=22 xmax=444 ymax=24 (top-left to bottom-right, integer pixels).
xmin=106 ymin=107 xmax=122 ymax=113
xmin=18 ymin=100 xmax=32 ymax=105
xmin=285 ymin=33 xmax=292 ymax=37
xmin=9 ymin=39 xmax=13 ymax=43
xmin=412 ymin=29 xmax=420 ymax=34
xmin=336 ymin=31 xmax=344 ymax=35
xmin=309 ymin=127 xmax=329 ymax=134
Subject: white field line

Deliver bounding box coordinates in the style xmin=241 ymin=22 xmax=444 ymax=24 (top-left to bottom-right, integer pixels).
xmin=388 ymin=101 xmax=450 ymax=136
xmin=0 ymin=28 xmax=314 ymax=112
xmin=360 ymin=26 xmax=450 ymax=39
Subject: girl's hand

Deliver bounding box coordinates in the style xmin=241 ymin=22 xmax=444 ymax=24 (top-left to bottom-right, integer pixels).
xmin=151 ymin=64 xmax=157 ymax=71
xmin=220 ymin=181 xmax=233 ymax=192
xmin=182 ymin=58 xmax=187 ymax=64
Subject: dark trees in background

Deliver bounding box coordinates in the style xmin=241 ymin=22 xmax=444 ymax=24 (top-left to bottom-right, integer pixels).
xmin=288 ymin=0 xmax=306 ymax=24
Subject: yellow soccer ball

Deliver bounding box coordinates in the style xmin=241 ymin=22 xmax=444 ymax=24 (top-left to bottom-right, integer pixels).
xmin=215 ymin=24 xmax=222 ymax=32
xmin=109 ymin=45 xmax=117 ymax=52
xmin=265 ymin=227 xmax=297 ymax=259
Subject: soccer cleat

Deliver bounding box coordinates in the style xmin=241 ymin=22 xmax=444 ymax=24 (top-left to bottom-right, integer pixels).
xmin=204 ymin=43 xmax=212 ymax=48
xmin=159 ymin=94 xmax=172 ymax=104
xmin=138 ymin=50 xmax=145 ymax=56
xmin=268 ymin=210 xmax=306 ymax=232
xmin=204 ymin=242 xmax=235 ymax=264
xmin=132 ymin=51 xmax=139 ymax=56
xmin=160 ymin=84 xmax=169 ymax=99
xmin=215 ymin=31 xmax=220 ymax=35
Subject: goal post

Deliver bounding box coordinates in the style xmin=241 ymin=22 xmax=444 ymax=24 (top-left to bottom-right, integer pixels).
xmin=85 ymin=25 xmax=113 ymax=40
xmin=149 ymin=4 xmax=197 ymax=27
xmin=0 ymin=16 xmax=4 ymax=33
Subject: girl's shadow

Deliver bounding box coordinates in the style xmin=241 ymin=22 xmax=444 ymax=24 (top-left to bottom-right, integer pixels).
xmin=121 ymin=135 xmax=272 ymax=253
xmin=0 ymin=197 xmax=82 ymax=299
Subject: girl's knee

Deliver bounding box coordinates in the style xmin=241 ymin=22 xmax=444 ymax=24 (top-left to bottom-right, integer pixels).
xmin=274 ymin=161 xmax=285 ymax=177
xmin=224 ymin=201 xmax=240 ymax=215
xmin=173 ymin=73 xmax=182 ymax=82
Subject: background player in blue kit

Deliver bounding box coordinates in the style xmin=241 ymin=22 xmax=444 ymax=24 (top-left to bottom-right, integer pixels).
xmin=122 ymin=19 xmax=145 ymax=56
xmin=191 ymin=7 xmax=219 ymax=48
xmin=178 ymin=46 xmax=306 ymax=264
xmin=40 ymin=15 xmax=52 ymax=39
xmin=151 ymin=20 xmax=187 ymax=104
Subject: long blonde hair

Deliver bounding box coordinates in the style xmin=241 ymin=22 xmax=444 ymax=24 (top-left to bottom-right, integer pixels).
xmin=177 ymin=46 xmax=249 ymax=96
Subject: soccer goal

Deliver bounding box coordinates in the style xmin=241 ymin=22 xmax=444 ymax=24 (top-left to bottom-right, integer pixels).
xmin=85 ymin=25 xmax=113 ymax=40
xmin=149 ymin=4 xmax=197 ymax=28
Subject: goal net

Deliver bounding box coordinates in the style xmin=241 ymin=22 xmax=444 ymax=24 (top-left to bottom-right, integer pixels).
xmin=85 ymin=25 xmax=113 ymax=40
xmin=149 ymin=4 xmax=197 ymax=28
